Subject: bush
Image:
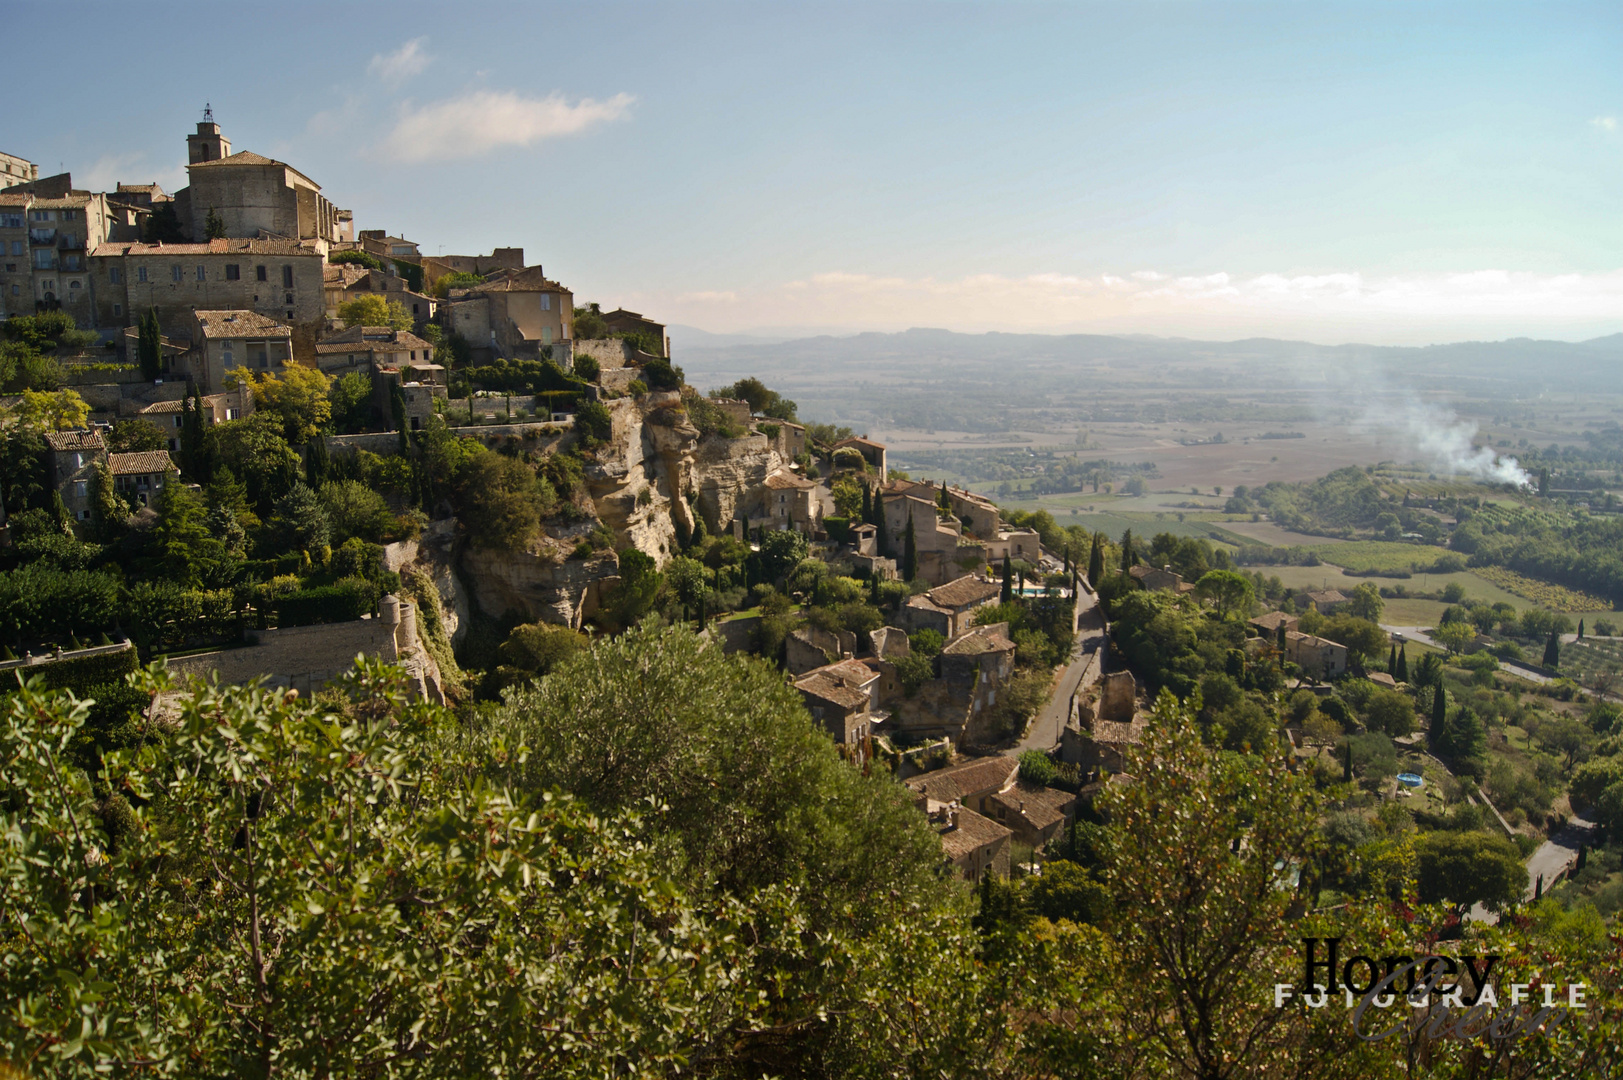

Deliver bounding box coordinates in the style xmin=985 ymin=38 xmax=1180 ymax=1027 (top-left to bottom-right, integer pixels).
xmin=1018 ymin=750 xmax=1058 ymax=787
xmin=275 ymin=577 xmax=378 ymax=626
xmin=575 ymin=399 xmax=612 ymax=444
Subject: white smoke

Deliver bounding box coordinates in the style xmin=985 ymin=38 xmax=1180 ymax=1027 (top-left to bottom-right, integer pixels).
xmin=1359 ymin=397 xmax=1532 ymax=488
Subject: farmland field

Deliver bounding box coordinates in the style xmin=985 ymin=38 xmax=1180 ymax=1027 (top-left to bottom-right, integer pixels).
xmin=1258 ymin=564 xmax=1534 ymax=613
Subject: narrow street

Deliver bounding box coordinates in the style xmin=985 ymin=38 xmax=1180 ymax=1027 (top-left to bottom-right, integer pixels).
xmin=1008 ymin=585 xmax=1106 ymax=756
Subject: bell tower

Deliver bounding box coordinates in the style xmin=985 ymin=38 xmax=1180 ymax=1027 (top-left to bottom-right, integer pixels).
xmin=187 ymin=104 xmax=231 ymax=164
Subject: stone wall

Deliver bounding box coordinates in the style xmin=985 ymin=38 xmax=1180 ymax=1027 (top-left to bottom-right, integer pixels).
xmin=162 ymin=596 xmax=440 ymax=700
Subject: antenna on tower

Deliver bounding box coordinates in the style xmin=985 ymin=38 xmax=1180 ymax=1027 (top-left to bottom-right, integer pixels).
xmin=203 ymin=103 xmax=214 ymax=124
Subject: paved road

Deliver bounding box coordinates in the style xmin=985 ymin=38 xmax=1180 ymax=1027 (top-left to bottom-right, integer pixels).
xmin=1525 ymin=815 xmax=1596 ymax=899
xmin=1382 ymin=625 xmax=1556 ymax=685
xmin=1008 ymin=586 xmax=1105 ymax=756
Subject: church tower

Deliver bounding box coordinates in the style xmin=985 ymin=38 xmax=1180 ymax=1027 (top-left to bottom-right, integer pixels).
xmin=187 ymin=104 xmax=231 ymax=164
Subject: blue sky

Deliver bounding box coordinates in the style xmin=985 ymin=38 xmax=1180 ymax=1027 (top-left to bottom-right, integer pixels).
xmin=9 ymin=1 xmax=1620 ymax=342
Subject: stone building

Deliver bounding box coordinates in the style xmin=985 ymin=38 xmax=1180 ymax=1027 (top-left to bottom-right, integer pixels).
xmin=90 ymin=238 xmax=326 ymax=355
xmin=599 ymin=307 xmax=668 ymax=357
xmin=0 ymin=151 xmax=38 ymax=187
xmin=419 ymin=247 xmax=525 ymax=285
xmin=877 ymin=479 xmax=989 ymax=585
xmin=437 ymin=266 xmax=574 ymax=363
xmin=986 ymin=784 xmax=1078 ymax=850
xmin=322 ymin=264 xmax=434 ymax=327
xmin=171 ymin=114 xmax=351 ymax=247
xmin=1285 ymin=631 xmax=1349 ymax=678
xmin=832 ymin=435 xmax=887 ymax=478
xmin=0 ymin=188 xmax=113 ymax=324
xmin=188 ymin=309 xmax=293 ymax=391
xmin=901 ymin=573 xmax=1001 ymax=639
xmin=905 ymin=756 xmax=1019 ymax=816
xmin=931 ymin=801 xmax=1011 ymax=882
xmin=357 ymin=230 xmax=420 ymax=262
xmin=108 ymin=450 xmax=176 ymax=508
xmin=313 ymin=325 xmax=438 ymax=378
xmin=794 ymin=657 xmax=885 ymax=747
xmin=43 ymin=429 xmax=107 ymax=524
xmin=760 ymin=468 xmax=823 ymax=535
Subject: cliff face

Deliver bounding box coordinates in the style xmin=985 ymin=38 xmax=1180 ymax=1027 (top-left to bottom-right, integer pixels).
xmin=444 ymin=392 xmax=784 ymax=629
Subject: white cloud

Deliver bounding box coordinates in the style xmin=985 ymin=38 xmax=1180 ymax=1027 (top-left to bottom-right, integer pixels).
xmin=649 ymin=267 xmax=1623 ymax=344
xmin=1591 ymin=115 xmax=1617 ymax=131
xmin=79 ymin=152 xmax=144 ymax=192
xmin=368 ymin=38 xmax=431 ymax=85
xmin=379 ymin=90 xmax=635 ymax=161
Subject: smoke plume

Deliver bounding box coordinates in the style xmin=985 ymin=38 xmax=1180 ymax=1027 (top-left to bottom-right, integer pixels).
xmin=1361 ymin=396 xmax=1532 ymax=488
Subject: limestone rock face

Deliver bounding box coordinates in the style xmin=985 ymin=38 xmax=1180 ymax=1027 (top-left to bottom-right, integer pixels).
xmin=459 ymin=543 xmax=616 ymax=628
xmin=449 ymin=392 xmax=788 ymax=628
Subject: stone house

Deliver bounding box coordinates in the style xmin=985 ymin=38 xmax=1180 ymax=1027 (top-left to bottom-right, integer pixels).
xmin=599 ymin=307 xmax=668 ymax=357
xmin=1304 ymin=589 xmax=1350 ymax=614
xmin=0 ymin=188 xmax=112 ymax=325
xmin=370 ymin=367 xmax=447 ymax=431
xmin=1129 ymin=564 xmax=1185 ymax=592
xmin=1062 ymin=670 xmax=1144 ymax=776
xmin=90 ymin=238 xmax=327 ymax=356
xmin=986 ymin=784 xmax=1078 ymax=850
xmin=313 ymin=325 xmax=438 ymax=378
xmin=137 ymin=391 xmax=249 ymax=450
xmin=902 ymin=573 xmax=1002 ymax=639
xmin=931 ymin=801 xmax=1011 ymax=882
xmin=905 ymin=755 xmax=1019 ymax=816
xmin=438 ymin=266 xmax=574 ymax=363
xmin=760 ymin=418 xmax=806 ymax=461
xmin=794 ymin=658 xmax=884 ymax=746
xmin=761 ymin=468 xmax=823 ymax=535
xmin=1249 ymin=610 xmax=1300 ymax=637
xmin=43 ymin=429 xmax=106 ymax=523
xmin=879 ymin=484 xmax=987 ymax=585
xmin=108 ymin=450 xmax=176 ymax=508
xmin=188 ymin=309 xmax=293 ymax=391
xmin=322 ymin=264 xmax=434 ymax=327
xmin=419 ymin=247 xmax=525 ymax=285
xmin=1285 ymin=631 xmax=1349 ymax=678
xmin=358 ymin=230 xmax=421 ymax=262
xmin=0 ymin=150 xmax=38 ymax=186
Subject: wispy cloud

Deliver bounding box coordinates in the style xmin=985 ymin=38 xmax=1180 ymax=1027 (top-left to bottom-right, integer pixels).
xmin=1591 ymin=115 xmax=1617 ymax=131
xmin=368 ymin=38 xmax=431 ymax=85
xmin=78 ymin=151 xmax=185 ymax=195
xmin=652 ymin=268 xmax=1623 ymax=344
xmin=379 ymin=90 xmax=634 ymax=162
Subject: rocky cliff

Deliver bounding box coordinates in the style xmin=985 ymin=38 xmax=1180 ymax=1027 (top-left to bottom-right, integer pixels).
xmin=423 ymin=391 xmax=785 ymax=631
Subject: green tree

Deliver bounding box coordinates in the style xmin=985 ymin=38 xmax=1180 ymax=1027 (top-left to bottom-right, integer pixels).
xmin=1415 ymin=830 xmax=1527 ymax=914
xmin=1087 ymin=531 xmax=1104 ymax=589
xmin=328 ymin=370 xmax=374 ymax=433
xmin=1346 ymin=581 xmax=1383 ymax=622
xmin=603 ymin=548 xmax=663 ymax=630
xmin=496 ymin=622 xmax=588 ymax=678
xmin=666 ymin=554 xmax=709 ymax=622
xmin=1001 ymin=553 xmax=1013 ymax=604
xmin=1193 ymin=569 xmax=1254 ymax=618
xmin=107 ymin=417 xmax=166 ymax=452
xmin=1395 ymin=643 xmax=1408 ymax=682
xmin=1364 ymin=688 xmax=1416 ymax=737
xmin=337 ymin=294 xmax=413 ymax=330
xmin=270 ymin=480 xmax=331 ymax=554
xmin=203 ymin=205 xmax=226 ymax=239
xmin=319 ymin=478 xmax=394 ymax=545
xmin=1544 ymin=630 xmax=1561 ymax=670
xmin=137 ymin=308 xmax=163 ymax=381
xmin=1099 ymin=691 xmax=1323 ymax=1080
xmin=1119 ymin=527 xmax=1134 ymax=570
xmin=212 ymin=413 xmax=301 ymax=514
xmin=574 ymin=398 xmax=612 ymax=444
xmin=1432 ymin=620 xmax=1474 ymax=654
xmin=453 ymin=452 xmax=550 ymax=550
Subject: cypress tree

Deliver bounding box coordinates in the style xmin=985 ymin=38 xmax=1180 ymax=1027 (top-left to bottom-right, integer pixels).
xmin=1396 ymin=644 xmax=1408 ymax=682
xmin=137 ymin=309 xmax=162 ymax=381
xmin=180 ymin=383 xmax=209 ymax=481
xmin=869 ymin=573 xmax=881 ymax=607
xmin=691 ymin=510 xmax=707 ymax=545
xmin=1431 ymin=681 xmax=1447 ymax=732
xmin=1087 ymin=533 xmax=1104 ymax=589
xmin=1578 ymin=619 xmax=1585 ymax=641
xmin=903 ymin=511 xmax=917 ymax=582
xmin=1543 ymin=631 xmax=1560 ymax=671
xmin=1277 ymin=622 xmax=1287 ymax=651
xmin=1001 ymin=554 xmax=1013 ymax=605
xmin=391 ymin=381 xmax=410 ymax=454
xmin=1120 ymin=528 xmax=1134 ymax=571
xmin=861 ymin=482 xmax=873 ymax=527
xmin=305 ymin=432 xmax=330 ymax=489
xmin=1343 ymin=740 xmax=1353 ymax=783
xmin=1388 ymin=644 xmax=1397 ymax=673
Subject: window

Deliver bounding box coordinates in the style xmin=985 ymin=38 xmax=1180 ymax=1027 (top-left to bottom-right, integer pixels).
xmin=74 ymin=480 xmax=88 ymax=497
xmin=113 ymin=304 xmax=122 ymax=316
xmin=108 ymin=267 xmax=121 ymax=283
xmin=225 ymin=264 xmax=239 ymax=281
xmin=0 ymin=214 xmax=22 ymax=229
xmin=256 ymin=265 xmax=267 ymax=281
xmin=68 ymin=280 xmax=80 ymax=290
xmin=541 ymin=293 xmax=551 ymax=311
xmin=3 ymin=264 xmax=12 ymax=272
xmin=63 ymin=256 xmax=80 ymax=271
xmin=541 ymin=326 xmax=553 ymax=346
xmin=171 ymin=265 xmax=183 ymax=282
xmin=77 ymin=509 xmax=90 ymax=522
xmin=32 ymin=250 xmax=53 ymax=269
xmin=196 ymin=265 xmax=206 ymax=281
xmin=8 ymin=241 xmax=20 ymax=256
xmin=61 ymin=210 xmax=77 ymax=221
xmin=137 ymin=266 xmax=148 ymax=283
xmin=31 ymin=210 xmax=50 ymax=222
xmin=284 ymin=293 xmax=293 ymax=304
xmin=281 ymin=265 xmax=293 ymax=287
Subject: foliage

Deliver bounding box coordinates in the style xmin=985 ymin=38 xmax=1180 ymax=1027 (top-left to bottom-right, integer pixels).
xmin=715 ymin=376 xmax=797 ymax=420
xmin=13 ymin=388 xmax=89 ymax=432
xmin=270 ymin=481 xmax=331 ymax=553
xmin=1414 ymin=829 xmax=1527 ymax=912
xmin=453 ymin=451 xmax=553 ymax=550
xmin=1193 ymin=568 xmax=1253 ymax=617
xmin=328 ymin=248 xmax=385 ymax=270
xmin=275 ymin=576 xmax=378 ymax=625
xmin=235 ymin=364 xmax=333 ymax=445
xmin=640 ymin=357 xmax=683 ymax=391
xmin=106 ymin=418 xmax=166 ymax=452
xmin=574 ymin=398 xmax=612 ymax=444
xmin=320 ymin=478 xmax=395 ymax=545
xmin=337 ymin=294 xmax=413 ymax=331
xmin=328 ymin=369 xmax=375 ymax=433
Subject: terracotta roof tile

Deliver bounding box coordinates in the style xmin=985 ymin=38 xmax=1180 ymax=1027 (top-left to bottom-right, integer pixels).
xmin=926 ymin=574 xmax=1000 ymax=610
xmin=939 ymin=806 xmax=1012 ymax=861
xmin=44 ymin=429 xmax=105 ymax=452
xmin=906 ymin=756 xmax=1018 ymax=804
xmin=108 ymin=451 xmax=175 ymax=475
xmin=193 ymin=310 xmax=290 ymax=338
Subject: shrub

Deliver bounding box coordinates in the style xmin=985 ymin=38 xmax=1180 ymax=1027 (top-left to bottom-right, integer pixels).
xmin=1018 ymin=749 xmax=1058 ymax=787
xmin=275 ymin=577 xmax=378 ymax=626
